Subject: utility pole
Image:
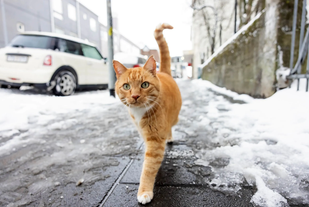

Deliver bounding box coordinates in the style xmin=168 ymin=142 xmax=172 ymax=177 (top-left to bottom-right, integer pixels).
xmin=106 ymin=0 xmax=116 ymax=97
xmin=234 ymin=0 xmax=237 ymax=33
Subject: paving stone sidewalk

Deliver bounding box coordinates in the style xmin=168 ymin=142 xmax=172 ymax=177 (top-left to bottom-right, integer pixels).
xmin=0 ymin=80 xmax=255 ymax=207
xmin=101 ymin=143 xmax=255 ymax=207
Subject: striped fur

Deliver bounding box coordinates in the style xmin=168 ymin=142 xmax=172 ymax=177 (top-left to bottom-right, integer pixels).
xmin=154 ymin=23 xmax=173 ymax=76
xmin=113 ymin=23 xmax=182 ymax=204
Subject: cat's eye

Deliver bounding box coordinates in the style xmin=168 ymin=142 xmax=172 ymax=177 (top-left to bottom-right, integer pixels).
xmin=141 ymin=82 xmax=149 ymax=89
xmin=123 ymin=83 xmax=131 ymax=90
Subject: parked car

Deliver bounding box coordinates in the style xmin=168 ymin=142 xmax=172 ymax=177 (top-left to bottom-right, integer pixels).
xmin=114 ymin=52 xmax=147 ymax=68
xmin=0 ymin=32 xmax=108 ymax=96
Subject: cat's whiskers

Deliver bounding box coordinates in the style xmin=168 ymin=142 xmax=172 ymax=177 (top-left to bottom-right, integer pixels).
xmin=143 ymin=103 xmax=151 ymax=126
xmin=143 ymin=102 xmax=154 ymax=125
xmin=121 ymin=98 xmax=129 ymax=107
xmin=145 ymin=99 xmax=158 ymax=125
xmin=121 ymin=98 xmax=133 ymax=108
xmin=149 ymin=104 xmax=158 ymax=125
xmin=147 ymin=97 xmax=163 ymax=113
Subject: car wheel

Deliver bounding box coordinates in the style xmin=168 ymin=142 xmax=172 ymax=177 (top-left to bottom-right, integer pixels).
xmin=52 ymin=71 xmax=76 ymax=96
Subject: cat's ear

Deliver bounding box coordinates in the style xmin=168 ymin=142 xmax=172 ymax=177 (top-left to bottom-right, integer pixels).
xmin=143 ymin=56 xmax=156 ymax=76
xmin=113 ymin=60 xmax=127 ymax=78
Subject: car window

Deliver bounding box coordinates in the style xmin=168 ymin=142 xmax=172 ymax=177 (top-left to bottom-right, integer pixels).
xmin=138 ymin=57 xmax=146 ymax=64
xmin=10 ymin=35 xmax=55 ymax=49
xmin=58 ymin=39 xmax=82 ymax=55
xmin=81 ymin=44 xmax=102 ymax=60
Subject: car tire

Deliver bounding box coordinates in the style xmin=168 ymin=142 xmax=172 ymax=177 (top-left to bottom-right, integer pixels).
xmin=52 ymin=71 xmax=76 ymax=96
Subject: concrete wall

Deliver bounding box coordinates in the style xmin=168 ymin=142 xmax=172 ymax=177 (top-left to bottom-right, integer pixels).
xmin=100 ymin=23 xmax=141 ymax=58
xmin=0 ymin=0 xmax=51 ymax=48
xmin=200 ymin=0 xmax=301 ymax=98
xmin=0 ymin=0 xmax=140 ymax=57
xmin=53 ymin=0 xmax=78 ymax=36
xmin=52 ymin=0 xmax=101 ymax=50
xmin=0 ymin=0 xmax=101 ymax=50
xmin=191 ymin=0 xmax=241 ymax=79
xmin=78 ymin=2 xmax=101 ymax=48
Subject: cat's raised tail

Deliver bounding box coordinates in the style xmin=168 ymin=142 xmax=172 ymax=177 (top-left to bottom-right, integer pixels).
xmin=154 ymin=23 xmax=173 ymax=76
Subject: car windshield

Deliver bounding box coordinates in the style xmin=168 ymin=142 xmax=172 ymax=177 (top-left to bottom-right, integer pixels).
xmin=10 ymin=35 xmax=55 ymax=49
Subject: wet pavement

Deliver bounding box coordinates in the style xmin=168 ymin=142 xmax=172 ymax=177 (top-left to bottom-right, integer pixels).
xmin=0 ymin=80 xmax=257 ymax=207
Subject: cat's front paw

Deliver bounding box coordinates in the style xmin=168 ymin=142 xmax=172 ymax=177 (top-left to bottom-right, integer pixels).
xmin=137 ymin=191 xmax=153 ymax=204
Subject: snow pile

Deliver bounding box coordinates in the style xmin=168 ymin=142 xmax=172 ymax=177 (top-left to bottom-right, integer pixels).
xmin=0 ymin=89 xmax=118 ymax=132
xmin=192 ymin=79 xmax=309 ymax=206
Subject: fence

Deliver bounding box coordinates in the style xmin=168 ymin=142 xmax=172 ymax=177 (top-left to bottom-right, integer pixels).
xmin=288 ymin=0 xmax=309 ymax=91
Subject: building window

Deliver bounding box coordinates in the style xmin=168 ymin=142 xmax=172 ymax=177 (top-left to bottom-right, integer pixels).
xmin=53 ymin=0 xmax=63 ymax=20
xmin=90 ymin=18 xmax=96 ymax=32
xmin=67 ymin=4 xmax=76 ymax=21
xmin=53 ymin=12 xmax=63 ymax=20
xmin=83 ymin=13 xmax=87 ymax=20
xmin=16 ymin=23 xmax=25 ymax=33
xmin=53 ymin=0 xmax=62 ymax=13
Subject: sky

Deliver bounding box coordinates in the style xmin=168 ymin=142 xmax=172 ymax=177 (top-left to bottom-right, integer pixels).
xmin=77 ymin=0 xmax=193 ymax=56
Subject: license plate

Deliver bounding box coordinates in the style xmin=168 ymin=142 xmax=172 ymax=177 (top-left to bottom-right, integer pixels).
xmin=7 ymin=55 xmax=28 ymax=63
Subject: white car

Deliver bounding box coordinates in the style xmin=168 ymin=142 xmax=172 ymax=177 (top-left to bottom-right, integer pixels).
xmin=0 ymin=32 xmax=108 ymax=96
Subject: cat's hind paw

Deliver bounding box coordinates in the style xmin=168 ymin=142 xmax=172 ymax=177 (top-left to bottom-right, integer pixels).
xmin=167 ymin=140 xmax=174 ymax=144
xmin=137 ymin=192 xmax=153 ymax=204
xmin=167 ymin=137 xmax=174 ymax=144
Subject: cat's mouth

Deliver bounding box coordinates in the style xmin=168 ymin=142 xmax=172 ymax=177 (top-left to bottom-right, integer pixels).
xmin=124 ymin=99 xmax=143 ymax=107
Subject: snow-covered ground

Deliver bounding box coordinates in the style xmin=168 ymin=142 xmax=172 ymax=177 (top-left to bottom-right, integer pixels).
xmin=0 ymin=89 xmax=117 ymax=132
xmin=190 ymin=79 xmax=309 ymax=206
xmin=0 ymin=79 xmax=308 ymax=206
xmin=0 ymin=89 xmax=119 ymax=156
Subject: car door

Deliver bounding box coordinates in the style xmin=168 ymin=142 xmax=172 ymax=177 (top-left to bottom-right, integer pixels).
xmin=57 ymin=39 xmax=88 ymax=84
xmin=80 ymin=44 xmax=108 ymax=84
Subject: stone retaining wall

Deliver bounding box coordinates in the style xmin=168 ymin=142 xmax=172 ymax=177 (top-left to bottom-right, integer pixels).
xmin=201 ymin=0 xmax=302 ymax=98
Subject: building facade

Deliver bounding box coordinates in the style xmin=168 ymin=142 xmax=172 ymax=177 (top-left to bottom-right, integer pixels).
xmin=100 ymin=23 xmax=141 ymax=58
xmin=140 ymin=46 xmax=159 ymax=62
xmin=0 ymin=0 xmax=140 ymax=56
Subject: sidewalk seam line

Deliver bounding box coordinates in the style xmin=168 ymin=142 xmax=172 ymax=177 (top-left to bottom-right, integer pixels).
xmin=98 ymin=142 xmax=143 ymax=207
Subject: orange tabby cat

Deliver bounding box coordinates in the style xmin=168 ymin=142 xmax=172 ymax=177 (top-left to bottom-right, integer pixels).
xmin=113 ymin=23 xmax=182 ymax=204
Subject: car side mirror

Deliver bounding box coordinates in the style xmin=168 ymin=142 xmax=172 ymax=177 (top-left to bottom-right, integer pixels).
xmin=103 ymin=57 xmax=107 ymax=64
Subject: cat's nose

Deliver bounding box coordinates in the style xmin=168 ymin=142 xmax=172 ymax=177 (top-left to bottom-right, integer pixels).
xmin=132 ymin=95 xmax=140 ymax=100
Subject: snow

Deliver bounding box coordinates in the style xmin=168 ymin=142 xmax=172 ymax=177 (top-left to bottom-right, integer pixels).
xmin=1 ymin=78 xmax=309 ymax=206
xmin=0 ymin=89 xmax=118 ymax=155
xmin=0 ymin=89 xmax=117 ymax=132
xmin=191 ymin=79 xmax=309 ymax=206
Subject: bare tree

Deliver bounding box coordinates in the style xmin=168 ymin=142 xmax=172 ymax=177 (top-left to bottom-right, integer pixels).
xmin=191 ymin=0 xmax=263 ymax=56
xmin=191 ymin=0 xmax=218 ymax=55
xmin=238 ymin=0 xmax=263 ymax=29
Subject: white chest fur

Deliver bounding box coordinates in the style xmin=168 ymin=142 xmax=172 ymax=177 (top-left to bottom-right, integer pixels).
xmin=129 ymin=105 xmax=152 ymax=126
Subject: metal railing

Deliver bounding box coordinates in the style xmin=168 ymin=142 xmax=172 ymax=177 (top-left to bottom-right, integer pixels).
xmin=287 ymin=0 xmax=309 ymax=91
